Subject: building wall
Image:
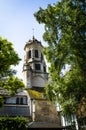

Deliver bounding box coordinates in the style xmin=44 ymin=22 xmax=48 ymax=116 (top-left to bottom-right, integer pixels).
xmin=0 ymin=90 xmax=31 ymax=117
xmin=31 ymin=99 xmax=60 ymax=125
xmin=32 ymin=76 xmax=46 ymax=88
xmin=0 ymin=105 xmax=30 ymax=117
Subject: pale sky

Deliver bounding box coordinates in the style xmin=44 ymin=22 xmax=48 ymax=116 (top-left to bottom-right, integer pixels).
xmin=0 ymin=0 xmax=59 ymax=79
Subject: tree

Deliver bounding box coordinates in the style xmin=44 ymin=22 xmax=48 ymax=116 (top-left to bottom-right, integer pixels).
xmin=3 ymin=76 xmax=25 ymax=95
xmin=34 ymin=0 xmax=86 ymax=121
xmin=0 ymin=36 xmax=20 ymax=79
xmin=0 ymin=36 xmax=25 ymax=105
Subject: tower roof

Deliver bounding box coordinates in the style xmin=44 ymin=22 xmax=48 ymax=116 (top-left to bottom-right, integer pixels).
xmin=24 ymin=36 xmax=43 ymax=50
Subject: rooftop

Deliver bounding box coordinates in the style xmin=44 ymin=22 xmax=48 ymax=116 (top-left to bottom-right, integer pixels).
xmin=24 ymin=36 xmax=43 ymax=50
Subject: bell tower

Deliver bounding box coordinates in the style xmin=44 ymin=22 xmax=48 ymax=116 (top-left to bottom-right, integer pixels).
xmin=23 ymin=36 xmax=48 ymax=91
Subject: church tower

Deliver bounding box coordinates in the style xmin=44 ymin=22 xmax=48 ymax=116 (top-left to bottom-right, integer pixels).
xmin=23 ymin=36 xmax=48 ymax=91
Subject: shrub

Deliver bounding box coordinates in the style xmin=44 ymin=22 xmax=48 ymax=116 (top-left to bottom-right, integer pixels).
xmin=0 ymin=116 xmax=29 ymax=130
xmin=0 ymin=96 xmax=4 ymax=108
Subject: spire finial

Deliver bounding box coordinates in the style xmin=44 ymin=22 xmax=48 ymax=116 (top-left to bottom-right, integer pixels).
xmin=32 ymin=28 xmax=35 ymax=40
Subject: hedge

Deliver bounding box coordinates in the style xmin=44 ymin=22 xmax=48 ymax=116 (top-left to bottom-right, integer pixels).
xmin=0 ymin=116 xmax=29 ymax=130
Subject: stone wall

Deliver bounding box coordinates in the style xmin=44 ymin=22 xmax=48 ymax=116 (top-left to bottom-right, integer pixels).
xmin=32 ymin=99 xmax=60 ymax=125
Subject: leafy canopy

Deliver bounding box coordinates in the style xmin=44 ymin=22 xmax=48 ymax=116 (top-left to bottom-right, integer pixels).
xmin=0 ymin=36 xmax=25 ymax=96
xmin=34 ymin=0 xmax=86 ymax=116
xmin=0 ymin=36 xmax=20 ymax=79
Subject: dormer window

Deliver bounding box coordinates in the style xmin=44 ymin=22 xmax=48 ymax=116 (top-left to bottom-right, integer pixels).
xmin=35 ymin=50 xmax=38 ymax=58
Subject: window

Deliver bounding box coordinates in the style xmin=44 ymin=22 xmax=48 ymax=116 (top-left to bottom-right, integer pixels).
xmin=28 ymin=50 xmax=31 ymax=59
xmin=16 ymin=97 xmax=23 ymax=105
xmin=3 ymin=97 xmax=6 ymax=104
xmin=16 ymin=97 xmax=20 ymax=104
xmin=35 ymin=64 xmax=40 ymax=70
xmin=16 ymin=97 xmax=27 ymax=105
xmin=35 ymin=50 xmax=38 ymax=58
xmin=43 ymin=66 xmax=46 ymax=72
xmin=20 ymin=97 xmax=23 ymax=104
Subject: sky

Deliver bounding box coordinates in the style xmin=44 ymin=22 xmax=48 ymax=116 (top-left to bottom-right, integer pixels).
xmin=0 ymin=0 xmax=59 ymax=79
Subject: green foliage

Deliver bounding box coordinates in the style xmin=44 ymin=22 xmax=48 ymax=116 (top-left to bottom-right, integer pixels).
xmin=0 ymin=36 xmax=20 ymax=79
xmin=78 ymin=117 xmax=86 ymax=130
xmin=0 ymin=116 xmax=29 ymax=130
xmin=34 ymin=0 xmax=86 ymax=118
xmin=0 ymin=96 xmax=4 ymax=108
xmin=0 ymin=36 xmax=25 ymax=105
xmin=0 ymin=36 xmax=21 ymax=86
xmin=28 ymin=89 xmax=43 ymax=99
xmin=45 ymin=82 xmax=57 ymax=102
xmin=4 ymin=76 xmax=25 ymax=95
